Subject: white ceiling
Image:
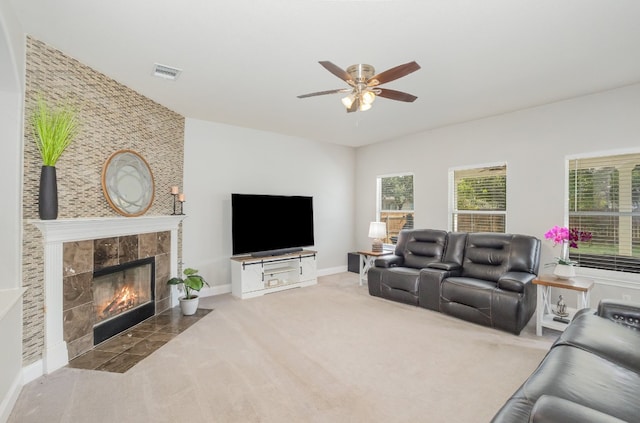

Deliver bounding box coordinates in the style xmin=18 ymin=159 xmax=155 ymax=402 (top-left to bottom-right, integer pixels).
xmin=10 ymin=0 xmax=640 ymax=147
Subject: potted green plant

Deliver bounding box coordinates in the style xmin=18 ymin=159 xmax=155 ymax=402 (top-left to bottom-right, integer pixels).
xmin=31 ymin=95 xmax=79 ymax=220
xmin=167 ymin=268 xmax=209 ymax=315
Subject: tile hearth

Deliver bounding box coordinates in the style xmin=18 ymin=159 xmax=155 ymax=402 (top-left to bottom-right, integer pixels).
xmin=67 ymin=307 xmax=212 ymax=373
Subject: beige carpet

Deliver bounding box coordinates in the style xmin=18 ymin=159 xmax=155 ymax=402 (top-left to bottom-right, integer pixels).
xmin=9 ymin=272 xmax=555 ymax=423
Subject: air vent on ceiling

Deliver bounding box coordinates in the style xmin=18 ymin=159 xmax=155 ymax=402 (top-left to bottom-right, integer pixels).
xmin=152 ymin=63 xmax=182 ymax=80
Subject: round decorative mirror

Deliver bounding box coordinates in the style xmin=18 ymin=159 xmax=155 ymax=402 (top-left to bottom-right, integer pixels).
xmin=102 ymin=149 xmax=155 ymax=217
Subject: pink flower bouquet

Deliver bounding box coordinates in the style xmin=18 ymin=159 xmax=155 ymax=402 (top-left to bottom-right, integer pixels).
xmin=544 ymin=225 xmax=592 ymax=265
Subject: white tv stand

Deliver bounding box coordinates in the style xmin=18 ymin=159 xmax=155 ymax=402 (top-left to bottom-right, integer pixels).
xmin=230 ymin=250 xmax=317 ymax=299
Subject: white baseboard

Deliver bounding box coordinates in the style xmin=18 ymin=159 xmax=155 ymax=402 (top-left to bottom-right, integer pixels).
xmin=22 ymin=360 xmax=43 ymax=385
xmin=196 ymin=267 xmax=347 ymax=299
xmin=0 ymin=371 xmax=22 ymax=423
xmin=199 ymin=283 xmax=231 ymax=298
xmin=318 ymin=266 xmax=347 ymax=277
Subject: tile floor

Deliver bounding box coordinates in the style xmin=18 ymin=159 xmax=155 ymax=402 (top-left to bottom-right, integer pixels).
xmin=67 ymin=307 xmax=213 ymax=373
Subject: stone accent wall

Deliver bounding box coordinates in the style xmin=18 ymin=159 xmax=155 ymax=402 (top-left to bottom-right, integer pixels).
xmin=63 ymin=232 xmax=171 ymax=360
xmin=22 ymin=37 xmax=185 ymax=364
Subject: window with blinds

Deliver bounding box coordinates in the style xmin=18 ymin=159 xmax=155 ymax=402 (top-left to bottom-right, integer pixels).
xmin=377 ymin=174 xmax=414 ymax=245
xmin=451 ymin=164 xmax=507 ymax=233
xmin=568 ymin=152 xmax=640 ymax=273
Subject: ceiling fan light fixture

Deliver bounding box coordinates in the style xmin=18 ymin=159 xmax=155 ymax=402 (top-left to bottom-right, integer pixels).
xmin=298 ymin=60 xmax=420 ymax=113
xmin=361 ymin=90 xmax=376 ymax=105
xmin=341 ymin=94 xmax=355 ymax=108
xmin=359 ymin=102 xmax=372 ymax=112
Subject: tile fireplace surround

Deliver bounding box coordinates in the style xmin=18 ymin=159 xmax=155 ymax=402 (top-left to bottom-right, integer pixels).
xmin=30 ymin=215 xmax=185 ymax=375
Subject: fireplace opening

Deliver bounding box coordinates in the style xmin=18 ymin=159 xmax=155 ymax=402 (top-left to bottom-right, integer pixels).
xmin=93 ymin=257 xmax=155 ymax=345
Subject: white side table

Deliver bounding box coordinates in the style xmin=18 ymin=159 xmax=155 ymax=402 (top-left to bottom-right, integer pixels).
xmin=533 ymin=274 xmax=594 ymax=336
xmin=356 ymin=250 xmax=392 ymax=286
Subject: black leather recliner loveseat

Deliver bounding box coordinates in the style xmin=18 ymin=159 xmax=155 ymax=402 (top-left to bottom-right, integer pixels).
xmin=367 ymin=229 xmax=541 ymax=335
xmin=491 ymin=299 xmax=640 ymax=422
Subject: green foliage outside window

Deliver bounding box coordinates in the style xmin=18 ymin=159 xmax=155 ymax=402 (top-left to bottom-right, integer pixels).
xmin=456 ymin=175 xmax=506 ymax=211
xmin=452 ymin=165 xmax=506 ymax=233
xmin=381 ymin=175 xmax=414 ymax=211
xmin=379 ymin=175 xmax=414 ymax=244
xmin=567 ymin=154 xmax=640 ymax=273
xmin=568 ymin=164 xmax=640 ymax=259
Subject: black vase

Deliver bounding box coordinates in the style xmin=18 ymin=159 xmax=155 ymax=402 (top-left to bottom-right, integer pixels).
xmin=39 ymin=165 xmax=58 ymax=220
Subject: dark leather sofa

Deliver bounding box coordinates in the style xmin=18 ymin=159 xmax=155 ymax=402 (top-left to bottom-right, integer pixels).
xmin=368 ymin=229 xmax=541 ymax=334
xmin=491 ymin=299 xmax=640 ymax=422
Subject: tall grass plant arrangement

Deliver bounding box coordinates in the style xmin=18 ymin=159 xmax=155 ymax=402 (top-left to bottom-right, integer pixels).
xmin=30 ymin=96 xmax=80 ymax=219
xmin=31 ymin=96 xmax=79 ymax=166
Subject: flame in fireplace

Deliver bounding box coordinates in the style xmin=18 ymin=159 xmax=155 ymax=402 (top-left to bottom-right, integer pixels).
xmin=101 ymin=285 xmax=139 ymax=318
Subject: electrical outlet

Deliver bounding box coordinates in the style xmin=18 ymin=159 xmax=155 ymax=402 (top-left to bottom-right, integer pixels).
xmin=622 ymin=294 xmax=631 ymax=301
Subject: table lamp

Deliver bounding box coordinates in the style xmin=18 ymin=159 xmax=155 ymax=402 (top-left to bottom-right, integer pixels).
xmin=368 ymin=222 xmax=387 ymax=253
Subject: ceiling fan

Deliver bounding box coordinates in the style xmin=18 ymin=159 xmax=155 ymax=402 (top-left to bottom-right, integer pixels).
xmin=297 ymin=61 xmax=421 ymax=113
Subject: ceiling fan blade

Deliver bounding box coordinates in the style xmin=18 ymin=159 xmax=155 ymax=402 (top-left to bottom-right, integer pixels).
xmin=319 ymin=61 xmax=354 ymax=84
xmin=377 ymin=88 xmax=418 ymax=102
xmin=368 ymin=61 xmax=421 ymax=86
xmin=297 ymin=88 xmax=350 ymax=98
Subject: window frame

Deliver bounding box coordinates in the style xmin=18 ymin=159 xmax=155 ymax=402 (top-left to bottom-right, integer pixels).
xmin=565 ymin=149 xmax=640 ymax=275
xmin=376 ymin=172 xmax=415 ymax=247
xmin=448 ymin=162 xmax=508 ymax=233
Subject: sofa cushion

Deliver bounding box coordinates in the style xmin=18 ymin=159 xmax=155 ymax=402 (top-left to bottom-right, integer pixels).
xmin=529 ymin=395 xmax=629 ymax=423
xmin=381 ymin=267 xmax=421 ymax=293
xmin=462 ymin=233 xmax=511 ymax=282
xmin=493 ymin=345 xmax=640 ymax=423
xmin=441 ymin=277 xmax=494 ymax=311
xmin=379 ymin=267 xmax=421 ymax=305
xmin=395 ymin=229 xmax=447 ymax=269
xmin=554 ymin=311 xmax=640 ymax=373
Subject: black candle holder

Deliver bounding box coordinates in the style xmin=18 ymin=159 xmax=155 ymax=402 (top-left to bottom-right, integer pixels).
xmin=178 ymin=199 xmax=185 ymax=215
xmin=171 ymin=193 xmax=179 ymax=215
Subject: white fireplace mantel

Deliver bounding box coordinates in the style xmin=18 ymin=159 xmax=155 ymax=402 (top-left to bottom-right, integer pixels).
xmin=30 ymin=215 xmax=186 ymax=244
xmin=30 ymin=215 xmax=186 ymax=375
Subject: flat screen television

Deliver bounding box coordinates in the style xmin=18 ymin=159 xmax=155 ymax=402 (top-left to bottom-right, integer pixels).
xmin=231 ymin=193 xmax=315 ymax=257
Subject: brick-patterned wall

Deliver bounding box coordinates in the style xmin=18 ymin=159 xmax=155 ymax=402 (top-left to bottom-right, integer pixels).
xmin=22 ymin=37 xmax=185 ymax=365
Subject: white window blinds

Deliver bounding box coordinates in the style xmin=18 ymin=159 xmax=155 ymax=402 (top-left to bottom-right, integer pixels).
xmin=451 ymin=164 xmax=507 ymax=233
xmin=568 ymin=152 xmax=640 ymax=273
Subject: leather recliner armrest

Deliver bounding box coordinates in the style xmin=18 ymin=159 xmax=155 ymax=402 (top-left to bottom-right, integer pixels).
xmin=529 ymin=395 xmax=628 ymax=423
xmin=418 ymin=267 xmax=460 ymax=311
xmin=374 ymin=255 xmax=404 ymax=268
xmin=597 ymin=299 xmax=640 ymax=329
xmin=426 ymin=262 xmax=461 ymax=272
xmin=497 ymin=271 xmax=535 ymax=293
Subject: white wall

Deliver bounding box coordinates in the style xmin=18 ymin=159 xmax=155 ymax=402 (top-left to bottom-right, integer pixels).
xmin=356 ymin=84 xmax=640 ymax=305
xmin=0 ymin=1 xmax=24 ymax=421
xmin=0 ymin=0 xmax=23 ymax=291
xmin=183 ymin=118 xmax=356 ymax=290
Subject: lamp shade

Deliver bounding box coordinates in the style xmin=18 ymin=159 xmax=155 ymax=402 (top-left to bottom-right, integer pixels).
xmin=368 ymin=222 xmax=387 ymax=239
xmin=341 ymin=94 xmax=355 ymax=108
xmin=361 ymin=90 xmax=376 ymax=105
